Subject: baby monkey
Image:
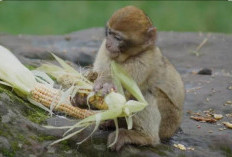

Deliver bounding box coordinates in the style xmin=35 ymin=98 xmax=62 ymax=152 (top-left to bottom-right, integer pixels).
xmin=93 ymin=6 xmax=185 ymax=151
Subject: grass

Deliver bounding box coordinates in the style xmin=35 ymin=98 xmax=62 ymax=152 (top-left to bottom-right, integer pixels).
xmin=0 ymin=1 xmax=231 ymax=35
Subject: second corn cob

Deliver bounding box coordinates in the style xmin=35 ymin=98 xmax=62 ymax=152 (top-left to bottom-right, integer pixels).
xmin=73 ymin=92 xmax=108 ymax=110
xmin=55 ymin=73 xmax=109 ymax=110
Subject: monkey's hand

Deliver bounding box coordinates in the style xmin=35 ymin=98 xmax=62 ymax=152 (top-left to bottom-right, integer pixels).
xmin=93 ymin=80 xmax=116 ymax=96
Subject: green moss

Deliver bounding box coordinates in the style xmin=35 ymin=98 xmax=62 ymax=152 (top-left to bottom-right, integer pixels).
xmin=1 ymin=149 xmax=15 ymax=157
xmin=11 ymin=141 xmax=20 ymax=151
xmin=0 ymin=124 xmax=13 ymax=137
xmin=36 ymin=135 xmax=56 ymax=142
xmin=26 ymin=109 xmax=48 ymax=124
xmin=0 ymin=85 xmax=49 ymax=124
xmin=17 ymin=134 xmax=25 ymax=141
xmin=30 ymin=134 xmax=56 ymax=143
xmin=0 ymin=130 xmax=9 ymax=137
xmin=17 ymin=134 xmax=30 ymax=145
xmin=220 ymin=146 xmax=232 ymax=157
xmin=59 ymin=140 xmax=72 ymax=151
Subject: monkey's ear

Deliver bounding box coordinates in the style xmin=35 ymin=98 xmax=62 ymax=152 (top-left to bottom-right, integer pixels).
xmin=147 ymin=27 xmax=156 ymax=39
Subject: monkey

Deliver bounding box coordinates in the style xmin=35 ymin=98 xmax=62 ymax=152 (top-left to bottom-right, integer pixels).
xmin=93 ymin=6 xmax=185 ymax=151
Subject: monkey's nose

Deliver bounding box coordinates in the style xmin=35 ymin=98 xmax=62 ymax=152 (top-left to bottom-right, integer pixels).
xmin=106 ymin=42 xmax=111 ymax=49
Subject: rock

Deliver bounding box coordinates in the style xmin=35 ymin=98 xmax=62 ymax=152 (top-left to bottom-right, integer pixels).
xmin=0 ymin=29 xmax=232 ymax=157
xmin=197 ymin=68 xmax=212 ymax=75
xmin=0 ymin=136 xmax=10 ymax=150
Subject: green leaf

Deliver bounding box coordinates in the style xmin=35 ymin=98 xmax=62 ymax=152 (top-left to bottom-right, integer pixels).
xmin=111 ymin=61 xmax=147 ymax=103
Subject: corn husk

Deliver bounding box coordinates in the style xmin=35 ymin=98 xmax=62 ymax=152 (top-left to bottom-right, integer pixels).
xmin=0 ymin=46 xmax=94 ymax=118
xmin=37 ymin=54 xmax=92 ymax=91
xmin=0 ymin=46 xmax=37 ymax=97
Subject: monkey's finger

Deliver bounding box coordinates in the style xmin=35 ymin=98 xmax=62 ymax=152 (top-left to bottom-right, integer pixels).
xmin=101 ymin=87 xmax=109 ymax=96
xmin=93 ymin=83 xmax=103 ymax=92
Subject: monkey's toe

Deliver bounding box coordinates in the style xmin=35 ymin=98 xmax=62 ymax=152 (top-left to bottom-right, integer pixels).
xmin=107 ymin=129 xmax=127 ymax=151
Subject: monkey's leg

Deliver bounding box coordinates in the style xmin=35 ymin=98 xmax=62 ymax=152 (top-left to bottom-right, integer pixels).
xmin=156 ymin=89 xmax=182 ymax=139
xmin=108 ymin=93 xmax=161 ymax=151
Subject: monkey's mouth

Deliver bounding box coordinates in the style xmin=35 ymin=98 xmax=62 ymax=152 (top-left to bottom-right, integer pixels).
xmin=110 ymin=52 xmax=119 ymax=58
xmin=108 ymin=51 xmax=120 ymax=59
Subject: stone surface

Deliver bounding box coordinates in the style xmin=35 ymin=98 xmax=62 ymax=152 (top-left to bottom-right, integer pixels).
xmin=0 ymin=136 xmax=10 ymax=150
xmin=0 ymin=28 xmax=232 ymax=157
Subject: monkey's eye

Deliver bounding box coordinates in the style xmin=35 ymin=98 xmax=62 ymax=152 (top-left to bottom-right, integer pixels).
xmin=114 ymin=35 xmax=122 ymax=41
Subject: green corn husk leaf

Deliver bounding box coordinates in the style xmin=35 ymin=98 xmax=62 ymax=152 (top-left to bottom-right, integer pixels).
xmin=0 ymin=45 xmax=37 ymax=98
xmin=38 ymin=54 xmax=92 ymax=89
xmin=111 ymin=61 xmax=146 ymax=103
xmin=108 ymin=118 xmax=119 ymax=147
xmin=32 ymin=70 xmax=54 ymax=86
xmin=37 ymin=63 xmax=64 ymax=79
xmin=52 ymin=54 xmax=92 ymax=85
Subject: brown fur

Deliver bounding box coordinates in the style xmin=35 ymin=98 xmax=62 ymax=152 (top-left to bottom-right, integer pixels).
xmin=93 ymin=6 xmax=185 ymax=151
xmin=109 ymin=6 xmax=152 ymax=35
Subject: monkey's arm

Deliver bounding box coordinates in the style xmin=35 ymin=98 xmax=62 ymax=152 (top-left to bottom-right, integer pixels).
xmin=149 ymin=48 xmax=185 ymax=110
xmin=93 ymin=40 xmax=115 ymax=93
xmin=122 ymin=50 xmax=155 ymax=87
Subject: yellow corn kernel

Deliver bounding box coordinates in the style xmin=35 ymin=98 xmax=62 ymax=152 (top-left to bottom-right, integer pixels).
xmin=88 ymin=95 xmax=108 ymax=110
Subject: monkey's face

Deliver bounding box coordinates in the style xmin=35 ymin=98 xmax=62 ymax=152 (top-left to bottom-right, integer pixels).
xmin=105 ymin=26 xmax=156 ymax=62
xmin=105 ymin=27 xmax=128 ymax=59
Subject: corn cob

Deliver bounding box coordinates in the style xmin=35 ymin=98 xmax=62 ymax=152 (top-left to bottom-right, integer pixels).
xmin=73 ymin=92 xmax=108 ymax=110
xmin=88 ymin=94 xmax=108 ymax=110
xmin=38 ymin=59 xmax=109 ymax=110
xmin=56 ymin=73 xmax=109 ymax=110
xmin=30 ymin=83 xmax=95 ymax=119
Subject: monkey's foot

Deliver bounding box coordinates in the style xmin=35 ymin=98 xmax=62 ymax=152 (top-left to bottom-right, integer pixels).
xmin=107 ymin=128 xmax=129 ymax=151
xmin=107 ymin=128 xmax=158 ymax=151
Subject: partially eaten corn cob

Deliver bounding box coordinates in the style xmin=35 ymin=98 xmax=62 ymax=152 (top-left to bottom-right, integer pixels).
xmin=30 ymin=83 xmax=95 ymax=119
xmin=73 ymin=92 xmax=108 ymax=110
xmin=38 ymin=56 xmax=109 ymax=110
